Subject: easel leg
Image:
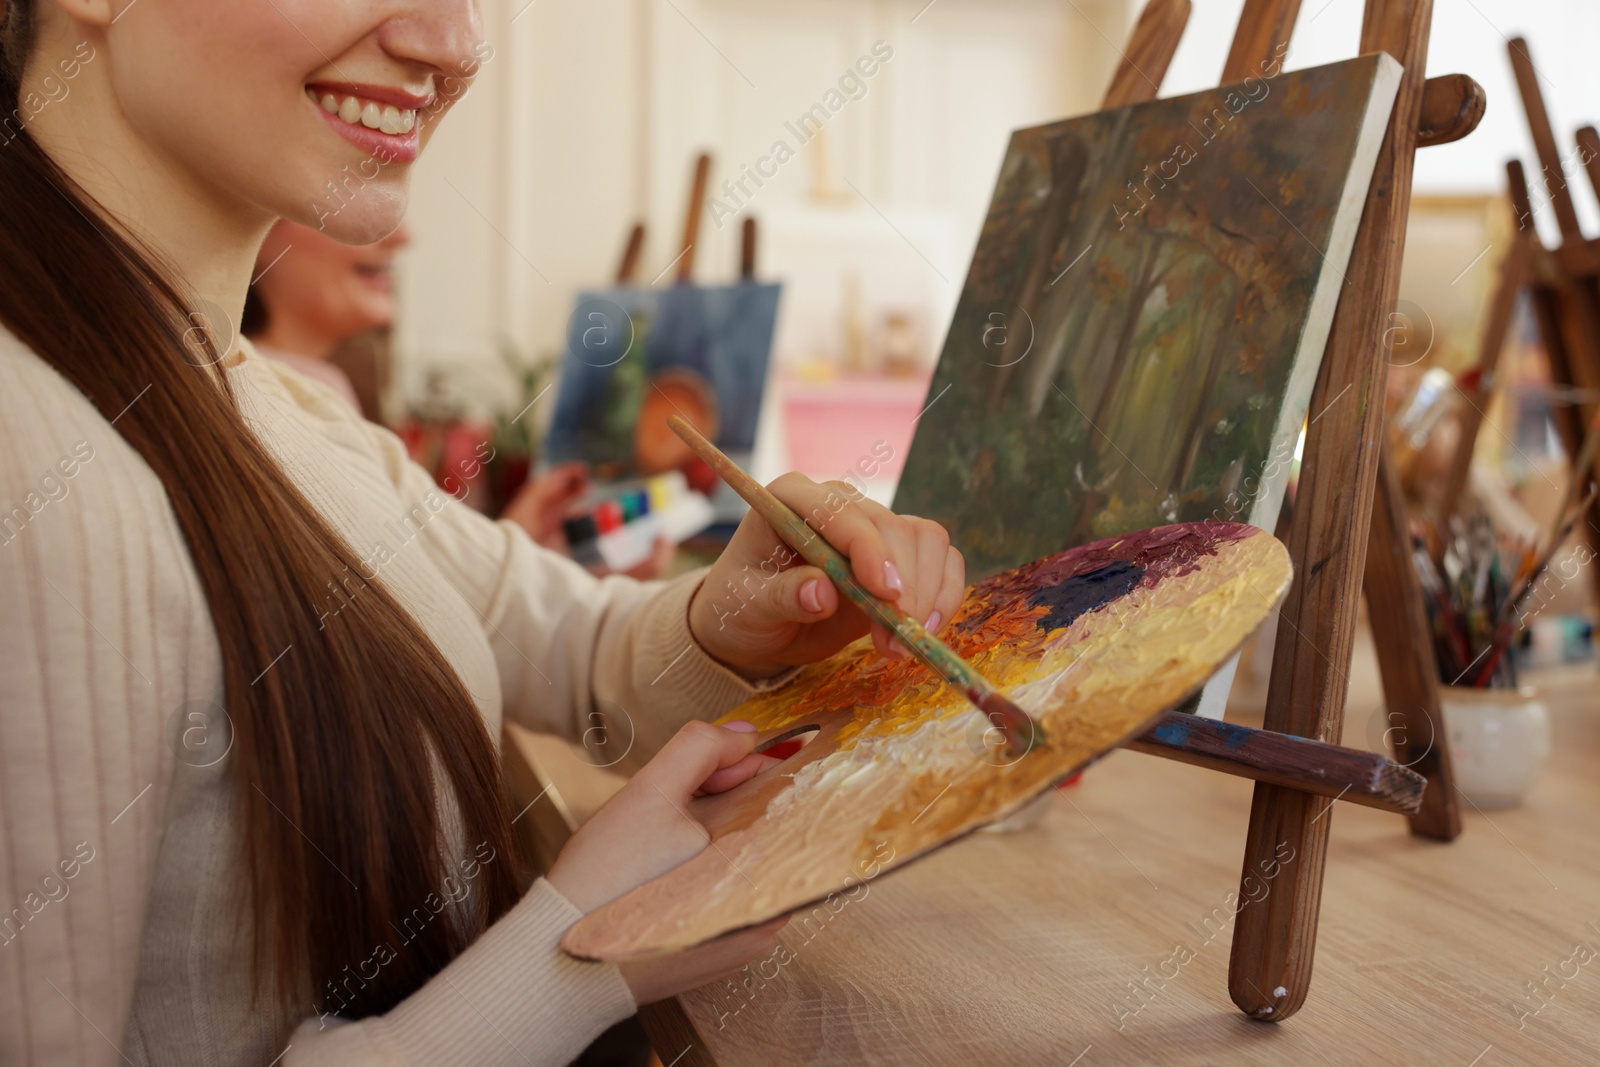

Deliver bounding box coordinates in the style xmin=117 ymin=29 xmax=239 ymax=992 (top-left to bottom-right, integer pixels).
xmin=1227 ymin=0 xmax=1436 ymax=1022
xmin=1364 ymin=446 xmax=1461 ymax=840
xmin=1230 ymin=783 xmax=1335 ymax=1019
xmin=1552 ymin=283 xmax=1600 ymax=607
xmin=1437 ymin=229 xmax=1530 ymax=524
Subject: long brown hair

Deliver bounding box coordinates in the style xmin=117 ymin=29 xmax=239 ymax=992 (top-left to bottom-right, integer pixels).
xmin=0 ymin=3 xmax=518 ymax=1018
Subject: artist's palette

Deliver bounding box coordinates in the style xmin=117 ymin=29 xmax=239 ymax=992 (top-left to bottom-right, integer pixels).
xmin=562 ymin=522 xmax=1291 ymax=961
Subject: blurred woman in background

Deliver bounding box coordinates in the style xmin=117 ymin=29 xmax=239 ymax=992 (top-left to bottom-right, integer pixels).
xmin=244 ymin=218 xmax=671 ymax=574
xmin=245 ymin=218 xmax=404 ymax=413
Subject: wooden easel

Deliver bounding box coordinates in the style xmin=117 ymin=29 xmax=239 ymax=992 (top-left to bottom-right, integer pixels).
xmin=1089 ymin=0 xmax=1478 ymax=1022
xmin=1436 ymin=201 xmax=1533 ymax=524
xmin=1501 ymin=36 xmax=1600 ymax=603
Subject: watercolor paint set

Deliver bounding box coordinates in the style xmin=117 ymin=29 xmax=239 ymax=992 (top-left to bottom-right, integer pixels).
xmin=559 ymin=470 xmax=716 ymax=573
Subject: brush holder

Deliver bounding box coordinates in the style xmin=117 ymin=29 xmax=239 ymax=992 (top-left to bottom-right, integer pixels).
xmin=1439 ymin=684 xmax=1550 ymax=808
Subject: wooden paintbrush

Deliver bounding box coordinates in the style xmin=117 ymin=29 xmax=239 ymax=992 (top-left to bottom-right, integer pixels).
xmin=667 ymin=415 xmax=1044 ymax=758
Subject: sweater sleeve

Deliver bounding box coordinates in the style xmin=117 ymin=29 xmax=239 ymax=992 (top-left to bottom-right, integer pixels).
xmin=319 ymin=381 xmax=791 ymax=764
xmin=0 ymin=348 xmax=648 ymax=1066
xmin=282 ymin=879 xmax=636 ymax=1067
xmin=0 ymin=347 xmax=189 ymax=1066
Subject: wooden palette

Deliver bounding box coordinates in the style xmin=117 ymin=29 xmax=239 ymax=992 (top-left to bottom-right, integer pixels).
xmin=562 ymin=521 xmax=1291 ymax=961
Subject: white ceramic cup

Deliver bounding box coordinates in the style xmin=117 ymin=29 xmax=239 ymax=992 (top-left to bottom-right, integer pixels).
xmin=1439 ymin=685 xmax=1551 ymax=808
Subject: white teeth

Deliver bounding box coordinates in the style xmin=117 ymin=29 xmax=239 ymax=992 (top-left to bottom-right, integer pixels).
xmin=314 ymin=89 xmax=418 ymax=137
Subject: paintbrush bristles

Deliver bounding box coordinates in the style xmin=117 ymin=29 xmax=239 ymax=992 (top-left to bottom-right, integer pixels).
xmin=665 ymin=414 xmax=1045 ymax=756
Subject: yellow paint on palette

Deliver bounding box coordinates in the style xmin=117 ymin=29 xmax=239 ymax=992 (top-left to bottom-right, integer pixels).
xmin=563 ymin=522 xmax=1291 ymax=961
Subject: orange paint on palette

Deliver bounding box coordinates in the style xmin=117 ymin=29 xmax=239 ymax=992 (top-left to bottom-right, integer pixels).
xmin=563 ymin=522 xmax=1292 ymax=962
xmin=733 ymin=523 xmax=1249 ymax=749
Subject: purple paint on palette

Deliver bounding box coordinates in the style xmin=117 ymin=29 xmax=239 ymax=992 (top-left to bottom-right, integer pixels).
xmin=957 ymin=521 xmax=1258 ymax=637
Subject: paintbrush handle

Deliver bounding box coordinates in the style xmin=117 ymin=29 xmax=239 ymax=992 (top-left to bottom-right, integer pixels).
xmin=668 ymin=417 xmax=962 ymax=675
xmin=665 ymin=415 xmax=1040 ymax=751
xmin=1498 ymin=484 xmax=1597 ymax=632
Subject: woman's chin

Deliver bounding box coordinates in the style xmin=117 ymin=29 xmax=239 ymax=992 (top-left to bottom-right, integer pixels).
xmin=288 ymin=185 xmax=409 ymax=246
xmin=352 ymin=293 xmax=397 ymax=327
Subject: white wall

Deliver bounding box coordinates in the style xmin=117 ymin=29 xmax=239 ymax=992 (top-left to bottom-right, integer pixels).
xmin=395 ymin=0 xmax=654 ymax=409
xmin=392 ymin=0 xmax=1133 ymax=412
xmin=397 ymin=0 xmax=1596 ymax=413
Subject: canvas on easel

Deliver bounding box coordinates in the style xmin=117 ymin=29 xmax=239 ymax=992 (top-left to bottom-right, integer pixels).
xmin=543 ymin=282 xmax=780 ymax=481
xmin=890 ymin=55 xmax=1397 ymax=726
xmin=894 ymin=56 xmax=1399 ymax=580
xmin=543 ymin=155 xmax=782 ymax=525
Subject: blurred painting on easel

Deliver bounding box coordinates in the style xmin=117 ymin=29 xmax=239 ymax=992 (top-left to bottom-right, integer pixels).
xmin=544 ymin=283 xmax=780 ymax=476
xmin=894 ymin=55 xmax=1402 ymax=578
xmin=545 ymin=156 xmax=781 ymax=524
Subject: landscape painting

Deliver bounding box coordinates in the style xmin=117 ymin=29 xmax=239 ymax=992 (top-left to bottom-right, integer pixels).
xmin=894 ymin=55 xmax=1401 ymax=578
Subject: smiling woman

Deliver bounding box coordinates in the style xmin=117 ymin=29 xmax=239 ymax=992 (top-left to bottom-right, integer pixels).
xmin=0 ymin=0 xmax=968 ymax=1065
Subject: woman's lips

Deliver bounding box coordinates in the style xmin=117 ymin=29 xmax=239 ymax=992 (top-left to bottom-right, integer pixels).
xmin=354 ymin=265 xmax=394 ymax=293
xmin=306 ymin=86 xmax=422 ymax=164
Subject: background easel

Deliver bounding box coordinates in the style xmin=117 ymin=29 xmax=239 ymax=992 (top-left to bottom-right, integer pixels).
xmin=1093 ymin=0 xmax=1481 ymax=1022
xmin=1500 ymin=36 xmax=1600 ymax=603
xmin=1435 ymin=189 xmax=1533 ymax=525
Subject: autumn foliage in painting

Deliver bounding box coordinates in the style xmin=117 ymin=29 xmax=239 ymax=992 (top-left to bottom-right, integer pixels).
xmin=895 ymin=57 xmax=1392 ymax=578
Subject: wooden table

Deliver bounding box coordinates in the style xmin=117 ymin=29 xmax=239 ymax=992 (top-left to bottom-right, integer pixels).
xmin=508 ymin=638 xmax=1600 ymax=1066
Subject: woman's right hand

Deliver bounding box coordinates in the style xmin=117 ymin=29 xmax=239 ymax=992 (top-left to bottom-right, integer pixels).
xmin=547 ymin=719 xmax=786 ymax=1004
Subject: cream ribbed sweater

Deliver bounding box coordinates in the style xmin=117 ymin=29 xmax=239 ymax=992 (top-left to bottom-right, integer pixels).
xmin=0 ymin=332 xmax=771 ymax=1065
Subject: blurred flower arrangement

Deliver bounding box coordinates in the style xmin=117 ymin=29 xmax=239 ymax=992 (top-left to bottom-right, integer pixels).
xmin=396 ymin=342 xmax=556 ymax=516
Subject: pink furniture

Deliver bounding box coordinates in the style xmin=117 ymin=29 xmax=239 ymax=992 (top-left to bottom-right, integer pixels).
xmin=781 ymin=374 xmax=932 ymax=495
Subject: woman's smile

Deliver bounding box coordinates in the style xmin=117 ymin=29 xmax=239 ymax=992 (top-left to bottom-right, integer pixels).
xmin=305 ymin=81 xmax=429 ymax=162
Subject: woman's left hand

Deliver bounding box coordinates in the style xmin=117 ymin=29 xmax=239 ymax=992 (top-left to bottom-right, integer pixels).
xmin=687 ymin=473 xmax=965 ymax=678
